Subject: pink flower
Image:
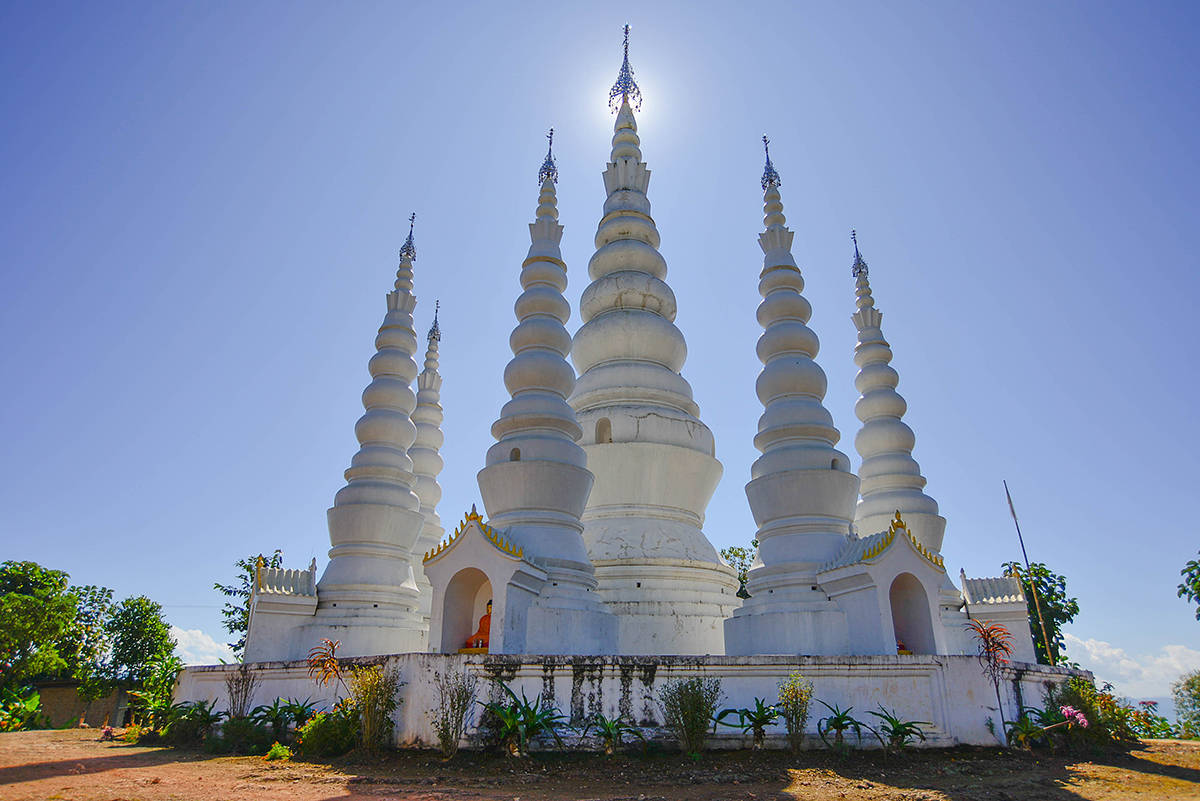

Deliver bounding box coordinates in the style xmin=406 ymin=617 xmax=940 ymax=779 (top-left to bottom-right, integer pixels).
xmin=1059 ymin=705 xmax=1088 ymax=728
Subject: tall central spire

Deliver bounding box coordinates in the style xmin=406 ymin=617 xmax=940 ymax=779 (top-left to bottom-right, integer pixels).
xmin=569 ymin=27 xmax=737 ymax=655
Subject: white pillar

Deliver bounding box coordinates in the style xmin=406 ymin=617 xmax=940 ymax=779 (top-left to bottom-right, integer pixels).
xmin=725 ymin=140 xmax=860 ymax=655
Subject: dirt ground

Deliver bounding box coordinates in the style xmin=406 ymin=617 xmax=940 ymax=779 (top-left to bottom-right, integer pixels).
xmin=1 ymin=729 xmax=1198 ymax=801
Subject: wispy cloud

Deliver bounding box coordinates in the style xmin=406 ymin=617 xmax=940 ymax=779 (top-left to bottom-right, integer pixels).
xmin=170 ymin=626 xmax=235 ymax=666
xmin=1064 ymin=633 xmax=1200 ymax=699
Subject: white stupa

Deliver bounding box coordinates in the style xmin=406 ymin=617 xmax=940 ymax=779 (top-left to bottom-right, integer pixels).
xmin=849 ymin=237 xmax=946 ymax=553
xmin=568 ymin=28 xmax=739 ymax=654
xmin=244 ymin=218 xmax=429 ymax=660
xmin=409 ymin=304 xmax=446 ymax=629
xmin=725 ymin=140 xmax=861 ymax=655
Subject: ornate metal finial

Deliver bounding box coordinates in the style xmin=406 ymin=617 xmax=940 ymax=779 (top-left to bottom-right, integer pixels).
xmin=428 ymin=299 xmax=441 ymax=342
xmin=761 ymin=135 xmax=781 ymax=191
xmin=608 ymin=24 xmax=642 ymax=113
xmin=399 ymin=212 xmax=417 ymax=261
xmin=851 ymin=229 xmax=869 ymax=277
xmin=538 ymin=127 xmax=558 ymax=185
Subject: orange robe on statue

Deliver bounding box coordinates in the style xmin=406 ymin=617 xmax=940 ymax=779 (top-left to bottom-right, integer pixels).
xmin=466 ymin=601 xmax=492 ymax=649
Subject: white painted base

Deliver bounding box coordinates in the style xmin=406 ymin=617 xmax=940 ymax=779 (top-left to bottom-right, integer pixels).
xmin=591 ymin=559 xmax=740 ymax=655
xmin=725 ymin=595 xmax=850 ymax=655
xmin=177 ymin=653 xmax=1087 ymax=750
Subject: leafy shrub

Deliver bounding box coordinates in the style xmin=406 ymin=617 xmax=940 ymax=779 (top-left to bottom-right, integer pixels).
xmin=127 ymin=655 xmax=184 ymax=729
xmin=1174 ymin=670 xmax=1200 ymax=738
xmin=481 ymin=682 xmax=568 ymax=757
xmin=0 ymin=687 xmax=48 ymax=732
xmin=283 ymin=697 xmax=318 ymax=729
xmin=349 ymin=664 xmax=403 ymax=752
xmin=250 ymin=698 xmax=293 ymax=743
xmin=777 ymin=672 xmax=814 ymax=753
xmin=715 ymin=698 xmax=779 ymax=749
xmin=581 ymin=712 xmax=645 ymax=755
xmin=865 ymin=705 xmax=929 ymax=753
xmin=431 ymin=669 xmax=477 ymax=758
xmin=210 ymin=716 xmax=274 ymax=755
xmin=1044 ymin=677 xmax=1138 ymax=748
xmin=162 ymin=699 xmax=224 ymax=746
xmin=1006 ymin=710 xmax=1050 ymax=749
xmin=295 ymin=708 xmax=358 ymax=758
xmin=816 ymin=700 xmax=867 ymax=754
xmin=1006 ymin=704 xmax=1090 ymax=749
xmin=1130 ymin=701 xmax=1175 ymax=739
xmin=264 ymin=741 xmax=293 ymax=761
xmin=658 ymin=677 xmax=722 ymax=758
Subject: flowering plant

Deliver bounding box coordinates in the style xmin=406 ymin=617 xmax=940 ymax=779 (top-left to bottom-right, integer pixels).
xmin=1060 ymin=705 xmax=1089 ymax=728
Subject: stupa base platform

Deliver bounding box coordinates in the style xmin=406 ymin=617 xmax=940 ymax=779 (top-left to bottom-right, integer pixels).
xmin=176 ymin=653 xmax=1086 ymax=750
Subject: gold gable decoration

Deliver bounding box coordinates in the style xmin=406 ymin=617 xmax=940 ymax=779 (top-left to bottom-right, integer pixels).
xmin=861 ymin=511 xmax=945 ymax=570
xmin=422 ymin=504 xmax=524 ymax=563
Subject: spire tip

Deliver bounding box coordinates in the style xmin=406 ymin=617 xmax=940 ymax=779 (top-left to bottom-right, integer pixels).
xmin=428 ymin=299 xmax=441 ymax=342
xmin=399 ymin=212 xmax=417 ymax=261
xmin=851 ymin=229 xmax=868 ymax=277
xmin=608 ymin=24 xmax=643 ymax=113
xmin=538 ymin=127 xmax=558 ymax=185
xmin=761 ymin=135 xmax=781 ymax=190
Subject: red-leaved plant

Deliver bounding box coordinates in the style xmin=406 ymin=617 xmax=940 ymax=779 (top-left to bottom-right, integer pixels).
xmin=965 ymin=619 xmax=1014 ymax=739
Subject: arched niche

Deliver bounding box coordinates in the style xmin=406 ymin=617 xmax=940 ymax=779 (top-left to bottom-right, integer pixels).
xmin=595 ymin=417 xmax=613 ymax=444
xmin=889 ymin=572 xmax=936 ymax=654
xmin=440 ymin=567 xmax=493 ymax=653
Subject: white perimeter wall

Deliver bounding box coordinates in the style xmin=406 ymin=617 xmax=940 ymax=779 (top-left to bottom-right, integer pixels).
xmin=176 ymin=654 xmax=1086 ymax=750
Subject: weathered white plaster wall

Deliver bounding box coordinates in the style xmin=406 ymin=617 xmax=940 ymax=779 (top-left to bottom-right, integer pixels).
xmin=177 ymin=654 xmax=1085 ymax=750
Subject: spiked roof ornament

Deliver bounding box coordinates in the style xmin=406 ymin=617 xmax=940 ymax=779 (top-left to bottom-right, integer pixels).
xmin=428 ymin=299 xmax=441 ymax=342
xmin=761 ymin=135 xmax=781 ymax=191
xmin=608 ymin=24 xmax=642 ymax=113
xmin=851 ymin=229 xmax=868 ymax=277
xmin=538 ymin=128 xmax=558 ymax=185
xmin=399 ymin=212 xmax=417 ymax=261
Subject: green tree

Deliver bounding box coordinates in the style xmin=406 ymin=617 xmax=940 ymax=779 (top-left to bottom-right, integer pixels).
xmin=1001 ymin=561 xmax=1080 ymax=666
xmin=57 ymin=584 xmax=114 ymax=698
xmin=107 ymin=596 xmax=175 ymax=685
xmin=719 ymin=540 xmax=757 ymax=598
xmin=1178 ymin=551 xmax=1200 ymax=621
xmin=0 ymin=561 xmax=77 ymax=689
xmin=214 ymin=550 xmax=282 ymax=657
xmin=1174 ymin=670 xmax=1200 ymax=738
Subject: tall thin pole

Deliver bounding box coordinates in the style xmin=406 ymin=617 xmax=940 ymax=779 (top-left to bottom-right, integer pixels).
xmin=1004 ymin=480 xmax=1054 ymax=666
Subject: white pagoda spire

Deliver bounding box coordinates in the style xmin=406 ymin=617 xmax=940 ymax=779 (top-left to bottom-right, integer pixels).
xmin=476 ymin=131 xmax=616 ymax=654
xmin=569 ymin=27 xmax=738 ymax=655
xmin=850 ymin=233 xmax=946 ymax=551
xmin=409 ymin=301 xmax=445 ymax=628
xmin=312 ymin=213 xmax=427 ymax=655
xmin=725 ymin=139 xmax=860 ymax=656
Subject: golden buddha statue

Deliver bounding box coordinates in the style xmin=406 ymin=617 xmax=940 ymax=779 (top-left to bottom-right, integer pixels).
xmin=465 ymin=600 xmax=492 ymax=650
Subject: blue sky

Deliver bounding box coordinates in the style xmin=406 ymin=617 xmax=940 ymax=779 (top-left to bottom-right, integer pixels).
xmin=2 ymin=2 xmax=1197 ymax=700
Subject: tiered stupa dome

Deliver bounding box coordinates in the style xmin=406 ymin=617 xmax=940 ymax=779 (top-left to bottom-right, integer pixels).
xmin=569 ymin=27 xmax=738 ymax=654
